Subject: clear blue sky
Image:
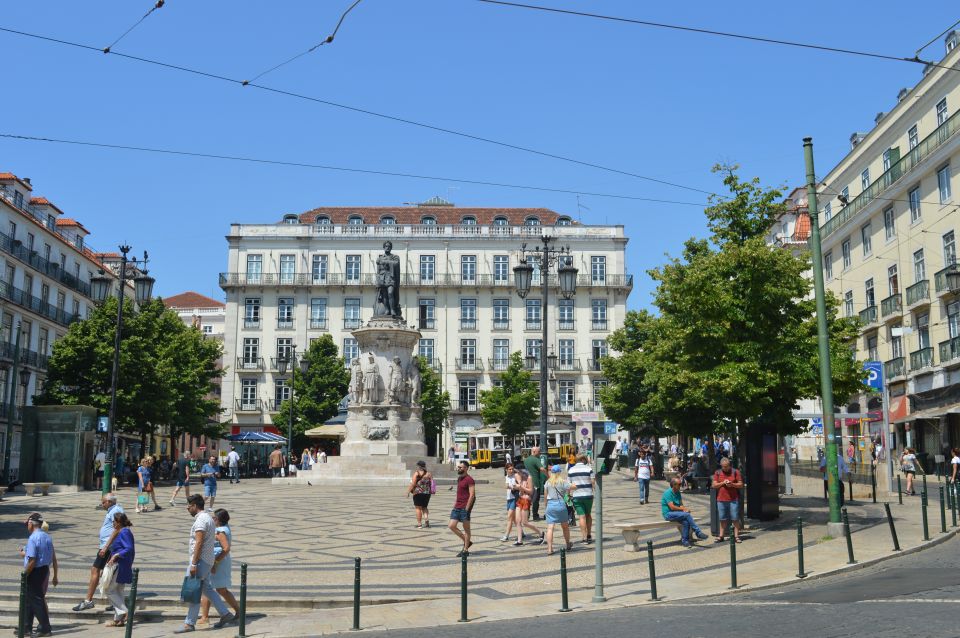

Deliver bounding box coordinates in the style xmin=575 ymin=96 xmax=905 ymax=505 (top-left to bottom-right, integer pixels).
xmin=1 ymin=1 xmax=957 ymax=307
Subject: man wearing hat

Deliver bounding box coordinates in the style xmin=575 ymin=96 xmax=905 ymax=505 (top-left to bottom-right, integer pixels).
xmin=19 ymin=512 xmax=56 ymax=636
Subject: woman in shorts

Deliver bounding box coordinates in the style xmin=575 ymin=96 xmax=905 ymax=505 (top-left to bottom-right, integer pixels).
xmin=407 ymin=460 xmax=433 ymax=528
xmin=501 ymin=464 xmax=520 ymax=541
xmin=544 ymin=465 xmax=573 ymax=555
xmin=901 ymin=448 xmax=918 ymax=495
xmin=514 ymin=468 xmax=543 ymax=546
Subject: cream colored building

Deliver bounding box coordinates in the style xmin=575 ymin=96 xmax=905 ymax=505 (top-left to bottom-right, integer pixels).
xmin=818 ymin=30 xmax=960 ymax=471
xmin=218 ymin=200 xmax=631 ymax=451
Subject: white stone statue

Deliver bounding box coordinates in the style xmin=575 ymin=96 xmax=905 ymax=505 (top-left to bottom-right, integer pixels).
xmin=407 ymin=360 xmax=422 ymax=405
xmin=349 ymin=358 xmax=363 ymax=403
xmin=362 ymin=353 xmax=380 ymax=404
xmin=388 ymin=356 xmax=404 ymax=404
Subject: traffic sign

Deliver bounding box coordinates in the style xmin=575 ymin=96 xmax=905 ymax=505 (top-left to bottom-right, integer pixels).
xmin=864 ymin=361 xmax=883 ymax=391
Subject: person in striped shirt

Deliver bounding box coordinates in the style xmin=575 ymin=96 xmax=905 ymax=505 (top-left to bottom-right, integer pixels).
xmin=567 ymin=455 xmax=596 ymax=544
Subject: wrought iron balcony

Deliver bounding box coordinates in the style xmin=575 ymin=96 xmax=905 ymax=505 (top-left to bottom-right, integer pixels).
xmin=492 ymin=320 xmax=510 ymax=330
xmin=906 ymin=280 xmax=930 ymax=306
xmin=234 ymin=399 xmax=261 ymax=412
xmin=420 ymin=357 xmax=442 ymax=372
xmin=488 ymin=357 xmax=510 ymax=371
xmin=419 ymin=318 xmax=436 ymax=330
xmin=591 ymin=320 xmax=609 ymax=331
xmin=343 ymin=317 xmax=362 ymax=329
xmin=276 ymin=318 xmax=295 ymax=330
xmin=243 ymin=318 xmax=261 ymax=329
xmin=885 ymin=356 xmax=905 ymax=379
xmin=553 ymin=359 xmax=581 ymax=372
xmin=309 ymin=318 xmax=328 ymax=330
xmin=558 ymin=320 xmax=576 ymax=331
xmin=219 ymin=271 xmax=634 ymax=290
xmin=454 ymin=400 xmax=479 ymax=412
xmin=460 ymin=319 xmax=477 ymax=330
xmin=236 ymin=356 xmax=264 ymax=371
xmin=934 ymin=263 xmax=960 ymax=294
xmin=909 ymin=347 xmax=934 ymax=371
xmin=939 ymin=338 xmax=960 ymax=366
xmin=0 ymin=280 xmax=79 ymax=327
xmin=858 ymin=306 xmax=878 ymax=326
xmin=880 ymin=294 xmax=902 ymax=318
xmin=525 ymin=320 xmax=542 ymax=331
xmin=455 ymin=358 xmax=483 ymax=371
xmin=587 ymin=358 xmax=604 ymax=372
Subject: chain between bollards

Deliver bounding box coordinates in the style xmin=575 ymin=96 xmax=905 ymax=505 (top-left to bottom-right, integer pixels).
xmin=939 ymin=485 xmax=947 ymax=533
xmin=897 ymin=475 xmax=903 ymax=505
xmin=795 ymin=517 xmax=807 ymax=578
xmin=236 ymin=563 xmax=248 ymax=638
xmin=16 ymin=571 xmax=26 ymax=638
xmin=921 ymin=490 xmax=930 ymax=541
xmin=842 ymin=507 xmax=856 ymax=564
xmin=728 ymin=531 xmax=738 ymax=589
xmin=352 ymin=557 xmax=361 ymax=631
xmin=883 ymin=503 xmax=901 ymax=551
xmin=646 ymin=540 xmax=659 ymax=601
xmin=458 ymin=553 xmax=469 ymax=623
xmin=558 ymin=549 xmax=571 ymax=612
xmin=124 ymin=567 xmax=139 ymax=638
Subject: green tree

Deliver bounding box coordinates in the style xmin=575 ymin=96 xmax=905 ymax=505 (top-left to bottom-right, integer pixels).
xmin=479 ymin=351 xmax=538 ymax=439
xmin=417 ymin=356 xmax=450 ymax=447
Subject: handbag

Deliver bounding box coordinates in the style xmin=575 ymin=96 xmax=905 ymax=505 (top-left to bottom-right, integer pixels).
xmin=180 ymin=576 xmax=202 ymax=604
xmin=144 ymin=481 xmax=153 ymax=493
xmin=137 ymin=494 xmax=150 ymax=506
xmin=97 ymin=562 xmax=117 ymax=598
xmin=429 ymin=479 xmax=437 ymax=495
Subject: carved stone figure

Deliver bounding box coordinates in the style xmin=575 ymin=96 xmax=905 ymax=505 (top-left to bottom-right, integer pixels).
xmin=387 ymin=356 xmax=404 ymax=404
xmin=362 ymin=353 xmax=380 ymax=404
xmin=349 ymin=358 xmax=363 ymax=404
xmin=391 ymin=424 xmax=401 ymax=439
xmin=407 ymin=360 xmax=422 ymax=405
xmin=374 ymin=241 xmax=402 ymax=318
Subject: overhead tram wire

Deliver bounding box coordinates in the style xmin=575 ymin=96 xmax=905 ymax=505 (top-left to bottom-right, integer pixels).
xmin=915 ymin=17 xmax=960 ymax=57
xmin=244 ymin=0 xmax=364 ymax=84
xmin=0 ymin=26 xmax=716 ymax=199
xmin=102 ymin=0 xmax=166 ymax=54
xmin=0 ymin=133 xmax=708 ymax=207
xmin=473 ymin=0 xmax=957 ymax=74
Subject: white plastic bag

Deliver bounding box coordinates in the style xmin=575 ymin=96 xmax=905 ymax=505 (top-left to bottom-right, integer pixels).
xmin=97 ymin=562 xmax=117 ymax=598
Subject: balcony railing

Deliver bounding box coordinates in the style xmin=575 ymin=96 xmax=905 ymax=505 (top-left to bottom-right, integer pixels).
xmin=858 ymin=306 xmax=878 ymax=326
xmin=309 ymin=318 xmax=328 ymax=330
xmin=553 ymin=400 xmax=582 ymax=413
xmin=523 ymin=357 xmax=542 ymax=370
xmin=419 ymin=318 xmax=436 ymax=329
xmin=454 ymin=400 xmax=479 ymax=412
xmin=910 ymin=347 xmax=934 ymax=371
xmin=0 ymin=340 xmax=50 ymax=370
xmin=885 ymin=356 xmax=905 ymax=379
xmin=0 ymin=230 xmax=93 ymax=298
xmin=0 ymin=280 xmax=79 ymax=327
xmin=592 ymin=320 xmax=608 ymax=331
xmin=488 ymin=357 xmax=510 ymax=371
xmin=934 ymin=263 xmax=960 ymax=294
xmin=276 ymin=318 xmax=294 ymax=330
xmin=554 ymin=359 xmax=581 ymax=372
xmin=419 ymin=357 xmax=442 ymax=372
xmin=525 ymin=320 xmax=542 ymax=331
xmin=460 ymin=319 xmax=477 ymax=330
xmin=455 ymin=358 xmax=483 ymax=371
xmin=492 ymin=320 xmax=510 ymax=330
xmin=558 ymin=320 xmax=575 ymax=331
xmin=880 ymin=294 xmax=902 ymax=318
xmin=587 ymin=358 xmax=604 ymax=371
xmin=220 ymin=271 xmax=634 ymax=290
xmin=939 ymin=337 xmax=960 ymax=366
xmin=822 ymin=108 xmax=960 ymax=239
xmin=243 ymin=318 xmax=261 ymax=329
xmin=343 ymin=317 xmax=361 ymax=329
xmin=234 ymin=399 xmax=261 ymax=412
xmin=906 ymin=280 xmax=930 ymax=306
xmin=236 ymin=356 xmax=264 ymax=371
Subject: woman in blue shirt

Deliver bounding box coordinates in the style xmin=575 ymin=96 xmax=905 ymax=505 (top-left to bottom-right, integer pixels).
xmin=198 ymin=509 xmax=240 ymax=628
xmin=136 ymin=458 xmax=151 ymax=513
xmin=105 ymin=512 xmax=136 ymax=627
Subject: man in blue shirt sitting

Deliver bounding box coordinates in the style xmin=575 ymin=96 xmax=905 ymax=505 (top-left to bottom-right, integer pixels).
xmin=661 ymin=478 xmax=709 ymax=547
xmin=20 ymin=512 xmax=56 ymax=636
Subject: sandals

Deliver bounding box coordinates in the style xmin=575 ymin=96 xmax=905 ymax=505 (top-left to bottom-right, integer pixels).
xmin=715 ymin=537 xmax=725 ymax=543
xmin=105 ymin=618 xmax=126 ymax=627
xmin=735 ymin=537 xmax=743 ymax=544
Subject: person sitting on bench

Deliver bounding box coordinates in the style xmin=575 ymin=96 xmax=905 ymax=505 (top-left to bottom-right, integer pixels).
xmin=661 ymin=477 xmax=708 ymax=547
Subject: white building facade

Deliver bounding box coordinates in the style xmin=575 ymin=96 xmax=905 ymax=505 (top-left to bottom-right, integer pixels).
xmin=218 ymin=202 xmax=631 ymax=450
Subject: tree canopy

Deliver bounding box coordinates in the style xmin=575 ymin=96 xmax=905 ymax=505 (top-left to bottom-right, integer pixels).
xmin=417 ymin=356 xmax=450 ymax=446
xmin=479 ymin=351 xmax=538 ymax=438
xmin=272 ymin=334 xmax=350 ymax=440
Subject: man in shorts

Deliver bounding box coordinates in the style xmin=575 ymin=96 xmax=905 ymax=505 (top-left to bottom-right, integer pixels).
xmin=567 ymin=454 xmax=595 ymax=543
xmin=226 ymin=446 xmax=241 ymax=484
xmin=711 ymin=457 xmax=744 ymax=543
xmin=73 ymin=493 xmax=123 ymax=612
xmin=200 ymin=455 xmax=221 ymax=510
xmin=170 ymin=450 xmax=192 ymax=506
xmin=448 ymin=461 xmax=476 ymax=557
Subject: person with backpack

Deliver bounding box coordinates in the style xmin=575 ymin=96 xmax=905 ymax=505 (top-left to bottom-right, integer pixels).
xmin=711 ymin=457 xmax=744 ymax=543
xmin=407 ymin=460 xmax=434 ymax=529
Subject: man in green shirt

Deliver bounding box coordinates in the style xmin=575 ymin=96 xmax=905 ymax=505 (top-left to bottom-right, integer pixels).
xmin=661 ymin=477 xmax=708 ymax=547
xmin=523 ymin=446 xmax=547 ymax=521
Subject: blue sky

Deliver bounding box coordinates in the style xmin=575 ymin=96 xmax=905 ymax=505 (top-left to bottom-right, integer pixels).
xmin=1 ymin=1 xmax=957 ymax=308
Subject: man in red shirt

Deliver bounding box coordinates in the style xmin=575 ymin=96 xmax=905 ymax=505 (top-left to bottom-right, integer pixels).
xmin=448 ymin=460 xmax=476 ymax=557
xmin=711 ymin=457 xmax=743 ymax=543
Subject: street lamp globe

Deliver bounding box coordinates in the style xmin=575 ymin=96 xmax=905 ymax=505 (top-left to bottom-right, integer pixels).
xmin=513 ymin=260 xmax=533 ymax=299
xmin=277 ymin=355 xmax=289 ymax=376
xmin=558 ymin=258 xmax=578 ymax=300
xmin=133 ymin=272 xmax=155 ymax=305
xmin=525 ymin=352 xmax=537 ymax=369
xmin=90 ymin=271 xmax=114 ymax=304
xmin=299 ymin=358 xmax=310 ymax=375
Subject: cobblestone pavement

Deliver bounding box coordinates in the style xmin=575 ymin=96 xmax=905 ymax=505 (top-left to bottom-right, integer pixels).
xmin=0 ymin=467 xmax=950 ymax=636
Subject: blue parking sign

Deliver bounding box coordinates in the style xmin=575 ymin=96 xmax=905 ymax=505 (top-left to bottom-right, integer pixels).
xmin=864 ymin=361 xmax=882 ymax=391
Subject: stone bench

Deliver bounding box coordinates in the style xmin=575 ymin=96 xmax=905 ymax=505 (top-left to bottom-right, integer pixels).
xmin=614 ymin=520 xmax=683 ymax=552
xmin=0 ymin=486 xmax=6 ymax=500
xmin=22 ymin=482 xmax=53 ymax=496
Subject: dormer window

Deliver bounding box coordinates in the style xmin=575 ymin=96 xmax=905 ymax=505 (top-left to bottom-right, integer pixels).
xmin=421 ymin=216 xmax=437 ymax=225
xmin=556 ymin=216 xmax=572 ymax=226
xmin=315 ymin=215 xmax=331 ymax=225
xmin=348 ymin=215 xmax=364 ymax=225
xmin=13 ymin=191 xmax=23 ymax=209
xmin=282 ymin=214 xmax=299 ymax=224
xmin=524 ymin=216 xmax=541 ymax=226
xmin=493 ymin=216 xmax=508 ymax=226
xmin=380 ymin=215 xmax=396 ymax=225
xmin=461 ymin=216 xmax=477 ymax=225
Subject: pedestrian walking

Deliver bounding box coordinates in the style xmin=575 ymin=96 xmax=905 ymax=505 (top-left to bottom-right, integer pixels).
xmin=568 ymin=454 xmax=595 ymax=543
xmin=514 ymin=467 xmax=544 ymax=545
xmin=407 ymin=460 xmax=433 ymax=528
xmin=145 ymin=457 xmax=164 ymax=510
xmin=268 ymin=444 xmax=284 ymax=477
xmin=820 ymin=451 xmax=850 ymax=504
xmin=543 ymin=466 xmax=573 ymax=555
xmin=226 ymin=446 xmax=241 ymax=484
xmin=171 ymin=451 xmax=193 ymax=506
xmin=447 ymin=461 xmax=475 ymax=557
xmin=711 ymin=457 xmax=743 ymax=543
xmin=200 ymin=455 xmax=221 ymax=510
xmin=197 ymin=509 xmax=240 ymax=628
xmin=523 ymin=446 xmax=547 ymax=521
xmin=73 ymin=492 xmax=123 ymax=612
xmin=103 ymin=512 xmax=136 ymax=627
xmin=900 ymin=448 xmax=918 ymax=495
xmin=19 ymin=512 xmax=56 ymax=637
xmin=661 ymin=478 xmax=708 ymax=547
xmin=447 ymin=446 xmax=456 ymax=469
xmin=501 ymin=463 xmax=520 ymax=541
xmin=319 ymin=448 xmax=328 ymax=463
xmin=635 ymin=448 xmax=653 ymax=504
xmin=174 ymin=495 xmax=235 ymax=633
xmin=94 ymin=447 xmax=106 ymax=492
xmin=300 ymin=447 xmax=314 ymax=471
xmin=136 ymin=458 xmax=151 ymax=513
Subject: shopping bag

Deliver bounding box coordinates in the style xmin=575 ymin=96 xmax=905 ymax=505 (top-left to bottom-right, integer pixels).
xmin=180 ymin=576 xmax=202 ymax=604
xmin=97 ymin=562 xmax=117 ymax=599
xmin=137 ymin=494 xmax=150 ymax=506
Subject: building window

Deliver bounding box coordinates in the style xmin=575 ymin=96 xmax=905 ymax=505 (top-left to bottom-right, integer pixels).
xmin=459 ymin=380 xmax=478 ymax=411
xmin=420 ymin=216 xmax=436 ymax=225
xmin=914 ymin=249 xmax=926 ymax=282
xmin=380 ymin=215 xmax=396 ymax=225
xmin=72 ymin=299 xmax=80 ymax=318
xmin=944 ymin=231 xmax=957 ymax=266
xmin=558 ymin=339 xmax=575 ymax=368
xmin=418 ymin=338 xmax=434 ymax=363
xmin=419 ymin=255 xmax=435 ymax=282
xmin=844 ymin=291 xmax=854 ymax=317
xmin=460 ymin=216 xmax=477 ymax=226
xmin=418 ymin=298 xmax=435 ymax=329
xmin=591 ymin=256 xmax=606 ymax=282
xmin=38 ymin=327 xmax=48 ymax=355
xmin=938 ymin=165 xmax=952 ymax=203
xmin=591 ymin=339 xmax=607 ymax=370
xmin=312 ymin=254 xmax=328 ymax=283
xmin=865 ymin=278 xmax=875 ymax=308
xmin=344 ymin=298 xmax=361 ymax=329
xmin=882 ymin=149 xmax=893 ymax=172
xmin=492 ymin=339 xmax=509 ymax=369
xmin=866 ymin=335 xmax=878 ymax=362
xmin=343 ymin=337 xmax=359 ymax=367
xmin=459 ymin=339 xmax=477 ymax=368
xmin=888 ymin=265 xmax=899 ymax=295
xmin=861 ymin=168 xmax=870 ymax=191
xmin=592 ymin=380 xmax=607 ymax=410
xmin=556 ymin=216 xmax=572 ymax=226
xmin=908 ymin=125 xmax=919 ymax=149
xmin=525 ymin=298 xmax=541 ymax=330
xmin=461 ymin=255 xmax=477 ymax=282
xmin=883 ymin=208 xmax=895 ymax=240
xmin=275 ymin=379 xmax=290 ymax=406
xmin=348 ymin=215 xmax=364 ymax=225
xmin=245 ymin=254 xmax=262 ymax=284
xmin=842 ymin=239 xmax=852 ymax=269
xmin=493 ymin=298 xmax=509 ymax=329
xmin=242 ymin=338 xmax=260 ymax=366
xmin=276 ymin=337 xmax=293 ymax=362
xmin=278 ymin=298 xmax=294 ymax=328
xmin=890 ymin=324 xmax=903 ymax=359
xmin=559 ymin=298 xmax=575 ymax=329
xmin=244 ymin=298 xmax=261 ymax=328
xmin=949 ymin=302 xmax=960 ymax=340
xmin=591 ymin=299 xmax=608 ymax=330
xmin=917 ymin=312 xmax=930 ymax=349
xmin=824 ymin=202 xmax=832 ymax=221
xmin=315 ymin=215 xmax=331 ymax=225
xmin=346 ymin=255 xmax=361 ymax=282
xmin=861 ymin=223 xmax=872 ymax=256
xmin=240 ymin=379 xmax=258 ymax=409
xmin=558 ymin=380 xmax=575 ymax=410
xmin=493 ymin=255 xmax=510 ymax=282
xmin=279 ymin=254 xmax=296 ymax=284
xmin=824 ymin=251 xmax=833 ymax=280
xmin=310 ymin=298 xmax=328 ymax=329
xmin=908 ymin=187 xmax=921 ymax=222
xmin=524 ymin=216 xmax=541 ymax=226
xmin=936 ymin=98 xmax=949 ymax=126
xmin=493 ymin=216 xmax=508 ymax=226
xmin=525 ymin=338 xmax=542 ymax=364
xmin=461 ymin=298 xmax=477 ymax=330
xmin=282 ymin=214 xmax=299 ymax=224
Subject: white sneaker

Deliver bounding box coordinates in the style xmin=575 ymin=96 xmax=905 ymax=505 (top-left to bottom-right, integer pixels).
xmin=500 ymin=535 xmax=510 ymax=542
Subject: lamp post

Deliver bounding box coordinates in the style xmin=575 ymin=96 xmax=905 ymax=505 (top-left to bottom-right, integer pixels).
xmin=1 ymin=322 xmax=22 ymax=483
xmin=90 ymin=246 xmax=154 ymax=497
xmin=277 ymin=347 xmax=309 ymax=468
xmin=514 ymin=236 xmax=577 ymax=468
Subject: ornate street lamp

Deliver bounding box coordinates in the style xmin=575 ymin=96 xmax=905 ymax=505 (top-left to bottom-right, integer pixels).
xmin=513 ymin=260 xmax=534 ymax=299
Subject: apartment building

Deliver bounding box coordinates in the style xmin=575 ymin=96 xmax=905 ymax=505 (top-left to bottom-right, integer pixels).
xmin=818 ymin=31 xmax=960 ymax=470
xmin=0 ymin=172 xmax=122 ymax=481
xmin=218 ymin=199 xmax=631 ymax=450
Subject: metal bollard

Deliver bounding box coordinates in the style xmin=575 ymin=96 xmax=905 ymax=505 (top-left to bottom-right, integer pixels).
xmin=939 ymin=486 xmax=948 ymax=533
xmin=458 ymin=553 xmax=469 ymax=623
xmin=884 ymin=503 xmax=901 ymax=551
xmin=795 ymin=517 xmax=807 ymax=578
xmin=646 ymin=540 xmax=659 ymax=601
xmin=842 ymin=507 xmax=856 ymax=564
xmin=952 ymin=483 xmax=958 ymax=528
xmin=558 ymin=549 xmax=571 ymax=612
xmin=921 ymin=490 xmax=930 ymax=541
xmin=922 ymin=472 xmax=928 ymax=496
xmin=124 ymin=567 xmax=139 ymax=638
xmin=897 ymin=475 xmax=903 ymax=505
xmin=17 ymin=572 xmax=26 ymax=638
xmin=848 ymin=476 xmax=854 ymax=503
xmin=352 ymin=558 xmax=361 ymax=631
xmin=871 ymin=466 xmax=877 ymax=504
xmin=236 ymin=563 xmax=248 ymax=638
xmin=728 ymin=532 xmax=738 ymax=589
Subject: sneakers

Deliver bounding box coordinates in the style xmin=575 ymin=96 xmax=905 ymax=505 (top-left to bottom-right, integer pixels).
xmin=213 ymin=613 xmax=236 ymax=629
xmin=424 ymin=521 xmax=430 ymax=528
xmin=169 ymin=500 xmax=176 ymax=506
xmin=72 ymin=600 xmax=95 ymax=612
xmin=105 ymin=605 xmax=115 ymax=612
xmin=513 ymin=540 xmax=524 ymax=546
xmin=499 ymin=535 xmax=510 ymax=542
xmin=456 ymin=549 xmax=470 ymax=558
xmin=536 ymin=533 xmax=546 ymax=545
xmin=153 ymin=505 xmax=162 ymax=511
xmin=173 ymin=625 xmax=195 ymax=634
xmin=695 ymin=531 xmax=709 ymax=541
xmin=682 ymin=541 xmax=692 ymax=548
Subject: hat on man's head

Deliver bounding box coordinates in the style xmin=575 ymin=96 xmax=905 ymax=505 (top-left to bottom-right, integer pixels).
xmin=24 ymin=512 xmax=43 ymax=525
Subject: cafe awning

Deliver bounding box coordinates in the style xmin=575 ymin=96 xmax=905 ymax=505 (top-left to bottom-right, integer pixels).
xmin=893 ymin=402 xmax=960 ymax=425
xmin=305 ymin=424 xmax=346 ymax=439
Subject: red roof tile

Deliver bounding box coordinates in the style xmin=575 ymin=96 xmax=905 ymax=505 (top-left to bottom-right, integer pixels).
xmin=793 ymin=212 xmax=811 ymax=241
xmin=55 ymin=218 xmax=90 ymax=233
xmin=29 ymin=197 xmax=65 ymax=216
xmin=163 ymin=291 xmax=225 ymax=309
xmin=0 ymin=172 xmax=33 ymax=191
xmin=294 ymin=207 xmax=573 ymax=225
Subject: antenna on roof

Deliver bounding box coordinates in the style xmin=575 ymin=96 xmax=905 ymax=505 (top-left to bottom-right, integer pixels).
xmin=576 ymin=194 xmax=590 ymax=222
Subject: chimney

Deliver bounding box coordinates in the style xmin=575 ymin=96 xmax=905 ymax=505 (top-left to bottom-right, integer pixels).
xmin=850 ymin=132 xmax=866 ymax=149
xmin=23 ymin=178 xmax=30 ymax=185
xmin=874 ymin=112 xmax=885 ymax=125
xmin=897 ymin=87 xmax=910 ymax=102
